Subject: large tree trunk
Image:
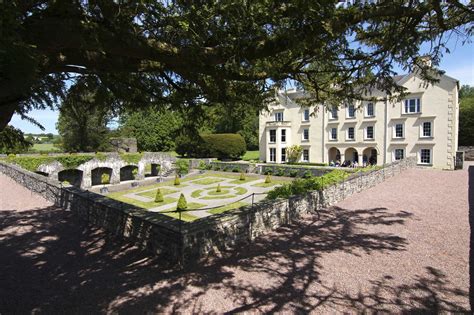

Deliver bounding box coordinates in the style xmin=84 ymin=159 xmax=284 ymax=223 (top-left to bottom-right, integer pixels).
xmin=0 ymin=101 xmax=19 ymax=131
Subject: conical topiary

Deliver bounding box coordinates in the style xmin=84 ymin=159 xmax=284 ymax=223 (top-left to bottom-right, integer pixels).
xmin=216 ymin=183 xmax=221 ymax=192
xmin=265 ymin=174 xmax=271 ymax=184
xmin=240 ymin=172 xmax=245 ymax=181
xmin=155 ymin=188 xmax=164 ymax=203
xmin=177 ymin=193 xmax=187 ymax=211
xmin=174 ymin=174 xmax=180 ymax=186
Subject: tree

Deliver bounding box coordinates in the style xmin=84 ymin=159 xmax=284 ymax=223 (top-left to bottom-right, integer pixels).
xmin=119 ymin=108 xmax=183 ymax=152
xmin=56 ymin=77 xmax=114 ymax=152
xmin=177 ymin=194 xmax=188 ymax=211
xmin=286 ymin=145 xmax=303 ymax=163
xmin=0 ymin=126 xmax=32 ymax=154
xmin=459 ymin=85 xmax=474 ymax=146
xmin=1 ymin=1 xmax=471 ymax=131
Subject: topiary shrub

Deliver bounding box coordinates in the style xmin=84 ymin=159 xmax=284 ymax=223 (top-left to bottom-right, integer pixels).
xmin=174 ymin=175 xmax=180 ymax=186
xmin=265 ymin=174 xmax=271 ymax=184
xmin=289 ymin=170 xmax=298 ymax=177
xmin=240 ymin=172 xmax=245 ymax=181
xmin=302 ymin=170 xmax=312 ymax=179
xmin=216 ymin=183 xmax=221 ymax=192
xmin=177 ymin=193 xmax=188 ymax=211
xmin=201 ymin=133 xmax=246 ymax=160
xmin=155 ymin=188 xmax=164 ymax=202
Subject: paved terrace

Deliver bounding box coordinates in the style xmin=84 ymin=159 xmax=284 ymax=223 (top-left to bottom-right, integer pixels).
xmin=0 ymin=163 xmax=471 ymax=313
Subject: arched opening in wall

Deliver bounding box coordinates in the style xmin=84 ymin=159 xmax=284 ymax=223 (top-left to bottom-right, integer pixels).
xmin=362 ymin=147 xmax=378 ymax=166
xmin=35 ymin=171 xmax=49 ymax=177
xmin=120 ymin=165 xmax=138 ymax=181
xmin=144 ymin=163 xmax=160 ymax=177
xmin=344 ymin=148 xmax=358 ymax=165
xmin=328 ymin=147 xmax=341 ymax=164
xmin=91 ymin=167 xmax=113 ymax=186
xmin=58 ymin=169 xmax=83 ymax=187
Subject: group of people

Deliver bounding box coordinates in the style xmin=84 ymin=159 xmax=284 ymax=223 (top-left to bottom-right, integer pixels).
xmin=329 ymin=156 xmax=376 ymax=168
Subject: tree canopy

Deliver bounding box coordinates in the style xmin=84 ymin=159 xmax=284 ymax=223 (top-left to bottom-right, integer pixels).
xmin=56 ymin=77 xmax=114 ymax=152
xmin=1 ymin=1 xmax=472 ymax=131
xmin=459 ymin=85 xmax=474 ymax=146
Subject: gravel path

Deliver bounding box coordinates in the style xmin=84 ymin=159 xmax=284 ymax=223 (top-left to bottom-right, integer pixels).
xmin=0 ymin=164 xmax=471 ymax=313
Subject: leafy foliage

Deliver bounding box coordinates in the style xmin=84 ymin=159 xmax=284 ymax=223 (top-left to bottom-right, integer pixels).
xmin=0 ymin=126 xmax=32 ymax=154
xmin=267 ymin=170 xmax=347 ymax=200
xmin=285 ymin=145 xmax=303 ymax=163
xmin=2 ymin=1 xmax=470 ymax=132
xmin=176 ymin=133 xmax=246 ymax=159
xmin=101 ymin=173 xmax=110 ymax=185
xmin=119 ymin=153 xmax=143 ymax=164
xmin=119 ymin=108 xmax=183 ymax=152
xmin=56 ymin=77 xmax=114 ymax=152
xmin=459 ymin=85 xmax=474 ymax=146
xmin=175 ymin=159 xmax=190 ymax=175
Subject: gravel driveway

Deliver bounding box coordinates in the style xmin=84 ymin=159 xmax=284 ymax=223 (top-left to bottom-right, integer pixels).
xmin=0 ymin=164 xmax=471 ymax=313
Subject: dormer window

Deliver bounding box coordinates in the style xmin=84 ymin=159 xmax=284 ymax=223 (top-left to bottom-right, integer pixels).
xmin=275 ymin=112 xmax=284 ymax=121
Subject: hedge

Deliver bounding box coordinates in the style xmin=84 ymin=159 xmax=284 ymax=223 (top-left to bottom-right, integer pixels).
xmin=175 ymin=133 xmax=246 ymax=160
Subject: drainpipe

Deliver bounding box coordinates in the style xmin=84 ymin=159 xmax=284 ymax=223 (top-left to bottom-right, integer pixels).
xmin=321 ymin=104 xmax=325 ymax=163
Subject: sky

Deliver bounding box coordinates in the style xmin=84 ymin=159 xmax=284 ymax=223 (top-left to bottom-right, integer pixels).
xmin=9 ymin=36 xmax=474 ymax=135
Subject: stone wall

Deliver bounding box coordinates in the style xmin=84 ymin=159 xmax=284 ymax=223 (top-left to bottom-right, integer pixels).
xmin=210 ymin=161 xmax=257 ymax=173
xmin=459 ymin=146 xmax=474 ymax=161
xmin=181 ymin=157 xmax=417 ymax=263
xmin=0 ymin=157 xmax=417 ymax=266
xmin=0 ymin=161 xmax=183 ymax=264
xmin=257 ymin=164 xmax=341 ymax=177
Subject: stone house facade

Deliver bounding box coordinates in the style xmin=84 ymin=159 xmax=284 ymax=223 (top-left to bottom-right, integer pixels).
xmin=259 ymin=72 xmax=459 ymax=169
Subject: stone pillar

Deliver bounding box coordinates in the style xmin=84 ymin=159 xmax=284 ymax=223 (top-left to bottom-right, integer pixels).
xmin=136 ymin=162 xmax=145 ymax=180
xmin=111 ymin=166 xmax=121 ymax=184
xmin=81 ymin=168 xmax=92 ymax=189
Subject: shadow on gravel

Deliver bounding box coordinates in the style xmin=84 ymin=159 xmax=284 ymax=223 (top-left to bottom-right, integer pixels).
xmin=0 ymin=205 xmax=468 ymax=313
xmin=469 ymin=165 xmax=474 ymax=310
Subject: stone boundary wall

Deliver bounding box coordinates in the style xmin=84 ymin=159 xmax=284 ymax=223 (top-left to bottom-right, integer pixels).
xmin=0 ymin=161 xmax=183 ymax=264
xmin=188 ymin=158 xmax=217 ymax=169
xmin=257 ymin=163 xmax=345 ymax=177
xmin=210 ymin=161 xmax=257 ymax=173
xmin=181 ymin=157 xmax=417 ymax=263
xmin=459 ymin=146 xmax=474 ymax=161
xmin=0 ymin=157 xmax=416 ymax=266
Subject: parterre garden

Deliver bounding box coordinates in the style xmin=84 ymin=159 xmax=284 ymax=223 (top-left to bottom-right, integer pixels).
xmin=106 ymin=171 xmax=291 ymax=222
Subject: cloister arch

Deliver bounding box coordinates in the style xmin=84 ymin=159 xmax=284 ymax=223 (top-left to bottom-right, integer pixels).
xmin=91 ymin=167 xmax=113 ymax=186
xmin=58 ymin=169 xmax=83 ymax=187
xmin=120 ymin=165 xmax=139 ymax=181
xmin=362 ymin=147 xmax=378 ymax=165
xmin=344 ymin=147 xmax=358 ymax=163
xmin=328 ymin=147 xmax=341 ymax=163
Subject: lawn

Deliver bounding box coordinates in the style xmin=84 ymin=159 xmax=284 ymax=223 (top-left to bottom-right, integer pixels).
xmin=31 ymin=143 xmax=62 ymax=152
xmin=136 ymin=187 xmax=178 ymax=199
xmin=104 ymin=172 xmax=288 ymax=221
xmin=107 ymin=193 xmax=177 ymax=209
xmin=242 ymin=150 xmax=259 ymax=161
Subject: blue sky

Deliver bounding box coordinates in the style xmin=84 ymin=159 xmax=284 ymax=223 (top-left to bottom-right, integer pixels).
xmin=10 ymin=38 xmax=474 ymax=134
